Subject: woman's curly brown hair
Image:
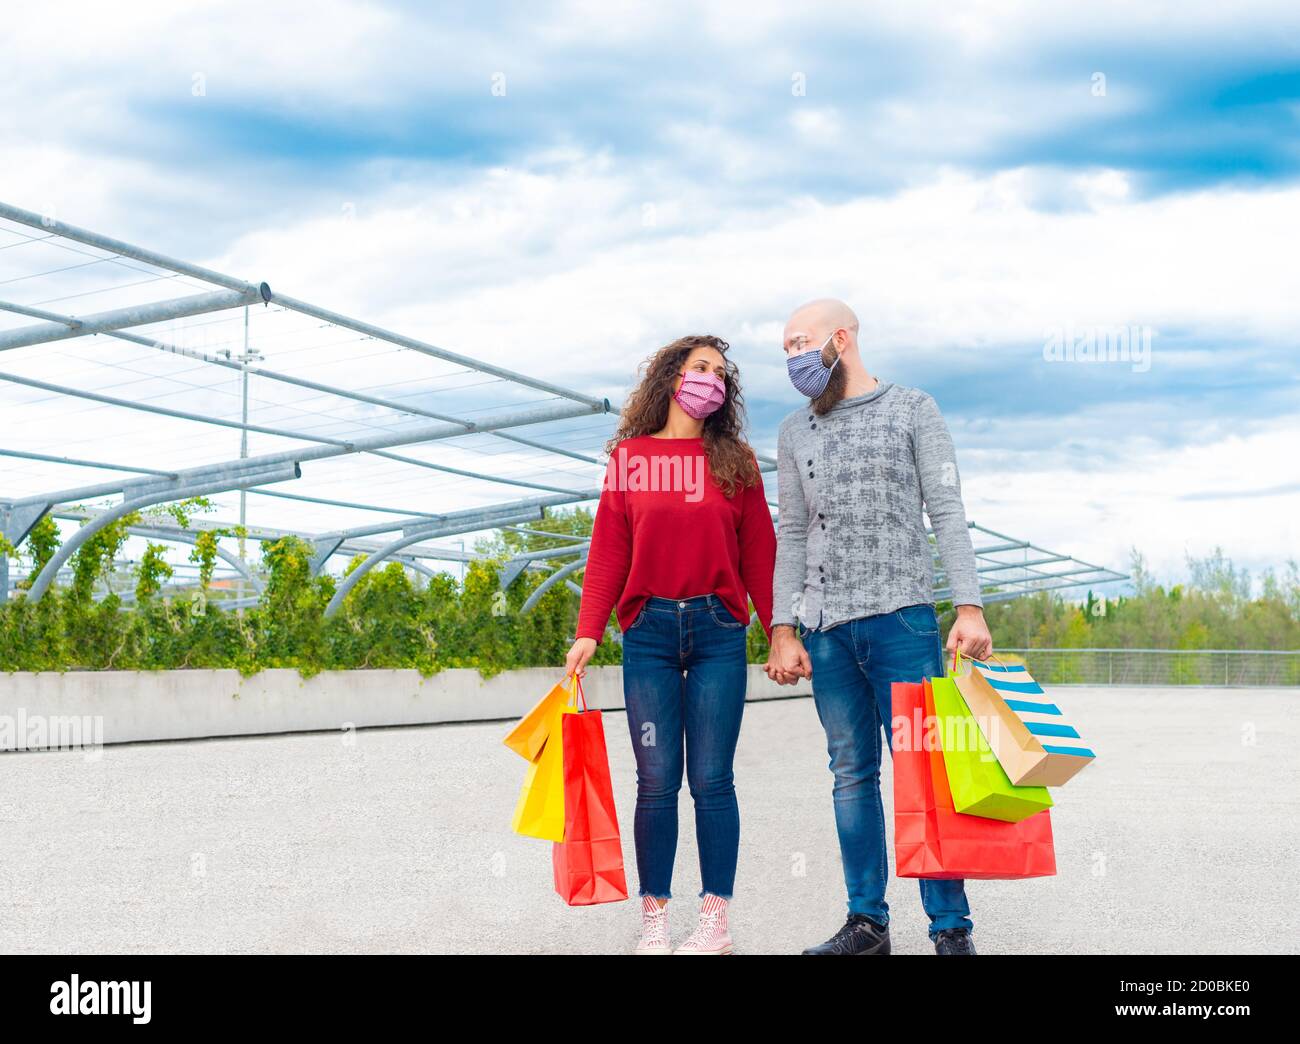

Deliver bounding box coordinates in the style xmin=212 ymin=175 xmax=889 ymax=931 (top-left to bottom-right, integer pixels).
xmin=606 ymin=334 xmax=762 ymax=498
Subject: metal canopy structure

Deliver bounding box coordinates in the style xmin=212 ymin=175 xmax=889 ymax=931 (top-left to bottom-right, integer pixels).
xmin=0 ymin=200 xmax=1123 ymax=615
xmin=480 ymin=519 xmax=1127 ymax=636
xmin=0 ymin=200 xmax=626 ymax=606
xmin=937 ymin=523 xmax=1126 ymax=605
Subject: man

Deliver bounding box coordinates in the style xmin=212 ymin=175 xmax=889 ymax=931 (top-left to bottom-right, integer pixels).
xmin=764 ymin=298 xmax=993 ymax=956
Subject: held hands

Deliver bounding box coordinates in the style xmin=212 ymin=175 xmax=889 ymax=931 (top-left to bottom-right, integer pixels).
xmin=765 ymin=625 xmax=811 ymax=686
xmin=564 ymin=636 xmax=598 ymax=679
xmin=577 ymin=611 xmax=987 ymax=683
xmin=945 ymin=605 xmax=993 ymax=662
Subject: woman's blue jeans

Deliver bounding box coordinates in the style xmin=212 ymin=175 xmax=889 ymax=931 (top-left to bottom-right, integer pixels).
xmin=621 ymin=593 xmax=749 ymax=901
xmin=802 ymin=603 xmax=974 ymax=939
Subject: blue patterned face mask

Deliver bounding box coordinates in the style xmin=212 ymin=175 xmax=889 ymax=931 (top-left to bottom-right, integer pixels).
xmin=786 ymin=332 xmax=839 ymax=398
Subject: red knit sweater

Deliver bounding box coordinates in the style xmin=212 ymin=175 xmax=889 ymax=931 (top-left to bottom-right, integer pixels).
xmin=576 ymin=435 xmax=777 ymax=643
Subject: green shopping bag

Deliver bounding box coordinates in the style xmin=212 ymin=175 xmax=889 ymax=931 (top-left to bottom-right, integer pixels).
xmin=930 ymin=675 xmax=1053 ymax=823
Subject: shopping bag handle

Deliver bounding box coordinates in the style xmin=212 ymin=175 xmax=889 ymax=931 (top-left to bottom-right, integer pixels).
xmin=953 ymin=649 xmax=1009 ymax=673
xmin=565 ymin=671 xmax=588 ymax=712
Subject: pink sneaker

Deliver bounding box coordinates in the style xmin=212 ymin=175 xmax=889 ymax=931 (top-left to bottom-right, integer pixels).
xmin=635 ymin=896 xmax=671 ymax=955
xmin=674 ymin=894 xmax=733 ymax=955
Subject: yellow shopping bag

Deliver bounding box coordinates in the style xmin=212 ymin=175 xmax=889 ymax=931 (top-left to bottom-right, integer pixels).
xmin=508 ymin=675 xmax=579 ymax=842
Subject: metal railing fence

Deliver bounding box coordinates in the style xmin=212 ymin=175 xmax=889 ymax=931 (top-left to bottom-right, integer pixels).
xmin=998 ymin=648 xmax=1300 ymax=687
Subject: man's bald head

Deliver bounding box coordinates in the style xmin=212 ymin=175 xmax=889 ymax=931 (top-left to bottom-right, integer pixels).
xmin=787 ymin=298 xmax=859 ymax=338
xmin=782 ymin=297 xmax=861 ymax=362
xmin=782 ymin=297 xmax=866 ymax=415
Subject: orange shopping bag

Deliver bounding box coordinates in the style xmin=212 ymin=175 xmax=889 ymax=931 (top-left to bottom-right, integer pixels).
xmin=503 ymin=674 xmax=576 ymax=762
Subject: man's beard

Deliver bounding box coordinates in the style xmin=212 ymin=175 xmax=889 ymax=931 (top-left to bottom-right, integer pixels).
xmin=810 ymin=353 xmax=848 ymax=415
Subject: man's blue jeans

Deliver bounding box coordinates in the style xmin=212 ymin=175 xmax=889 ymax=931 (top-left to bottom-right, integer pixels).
xmin=802 ymin=603 xmax=973 ymax=939
xmin=621 ymin=593 xmax=749 ymax=901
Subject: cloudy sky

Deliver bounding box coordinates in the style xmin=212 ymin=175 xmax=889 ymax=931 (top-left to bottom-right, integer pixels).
xmin=2 ymin=0 xmax=1298 ymax=590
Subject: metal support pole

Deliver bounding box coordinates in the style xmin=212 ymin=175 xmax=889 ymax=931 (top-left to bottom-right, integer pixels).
xmin=308 ymin=537 xmax=346 ymax=577
xmin=3 ymin=401 xmax=603 ymax=511
xmin=0 ymin=447 xmax=175 ymax=478
xmin=24 ymin=461 xmax=301 ymax=602
xmin=0 ymin=288 xmax=267 ymax=352
xmin=0 ymin=369 xmax=368 ymax=451
xmin=45 ymin=508 xmax=563 ymax=571
xmin=501 ymin=526 xmax=590 ymax=543
xmin=309 ymin=489 xmax=599 ymax=544
xmin=0 ymin=501 xmax=52 ymax=551
xmin=498 ymin=543 xmax=589 ymax=590
xmin=0 ymin=298 xmax=613 ymax=490
xmin=236 ymin=304 xmax=263 ymax=604
xmin=519 ymin=553 xmax=589 ymax=614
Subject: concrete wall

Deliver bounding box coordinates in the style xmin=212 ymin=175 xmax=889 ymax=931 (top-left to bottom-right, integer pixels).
xmin=0 ymin=666 xmax=813 ymax=749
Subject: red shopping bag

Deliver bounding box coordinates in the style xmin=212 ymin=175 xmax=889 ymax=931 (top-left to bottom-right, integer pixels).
xmin=551 ymin=678 xmax=629 ymax=906
xmin=892 ymin=680 xmax=1056 ymax=880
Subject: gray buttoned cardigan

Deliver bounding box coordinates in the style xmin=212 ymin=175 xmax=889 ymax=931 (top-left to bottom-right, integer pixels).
xmin=771 ymin=380 xmax=983 ymax=632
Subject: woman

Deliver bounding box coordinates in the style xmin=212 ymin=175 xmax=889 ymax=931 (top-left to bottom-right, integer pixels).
xmin=564 ymin=334 xmax=776 ymax=955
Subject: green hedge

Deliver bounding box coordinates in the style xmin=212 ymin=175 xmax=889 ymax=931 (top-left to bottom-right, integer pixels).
xmin=6 ymin=509 xmax=1290 ymax=679
xmin=0 ymin=505 xmax=771 ymax=679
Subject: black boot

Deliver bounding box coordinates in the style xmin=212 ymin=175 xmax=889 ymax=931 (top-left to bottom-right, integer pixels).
xmin=802 ymin=914 xmax=891 ymax=955
xmin=933 ymin=928 xmax=977 ymax=954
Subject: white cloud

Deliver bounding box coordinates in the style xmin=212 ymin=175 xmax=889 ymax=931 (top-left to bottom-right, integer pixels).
xmin=201 ymin=159 xmax=1300 ymax=377
xmin=962 ymin=420 xmax=1300 ymax=587
xmin=3 ymin=0 xmax=1299 ymax=582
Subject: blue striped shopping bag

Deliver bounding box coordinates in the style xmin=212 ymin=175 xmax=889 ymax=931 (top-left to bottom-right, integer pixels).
xmin=952 ymin=655 xmax=1095 ymax=786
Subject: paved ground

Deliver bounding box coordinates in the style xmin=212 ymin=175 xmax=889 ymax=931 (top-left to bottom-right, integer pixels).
xmin=1 ymin=686 xmax=1296 ymax=954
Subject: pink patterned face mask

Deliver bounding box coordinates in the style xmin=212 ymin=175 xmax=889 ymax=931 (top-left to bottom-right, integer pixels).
xmin=673 ymin=369 xmax=726 ymax=418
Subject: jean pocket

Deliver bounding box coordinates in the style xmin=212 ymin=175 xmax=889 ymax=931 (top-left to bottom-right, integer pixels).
xmin=896 ymin=604 xmax=939 ymax=636
xmin=708 ymin=604 xmax=747 ymax=630
xmin=625 ymin=605 xmax=649 ymax=632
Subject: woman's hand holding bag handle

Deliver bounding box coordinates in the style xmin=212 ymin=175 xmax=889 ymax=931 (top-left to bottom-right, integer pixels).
xmin=564 ymin=636 xmax=597 ymax=680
